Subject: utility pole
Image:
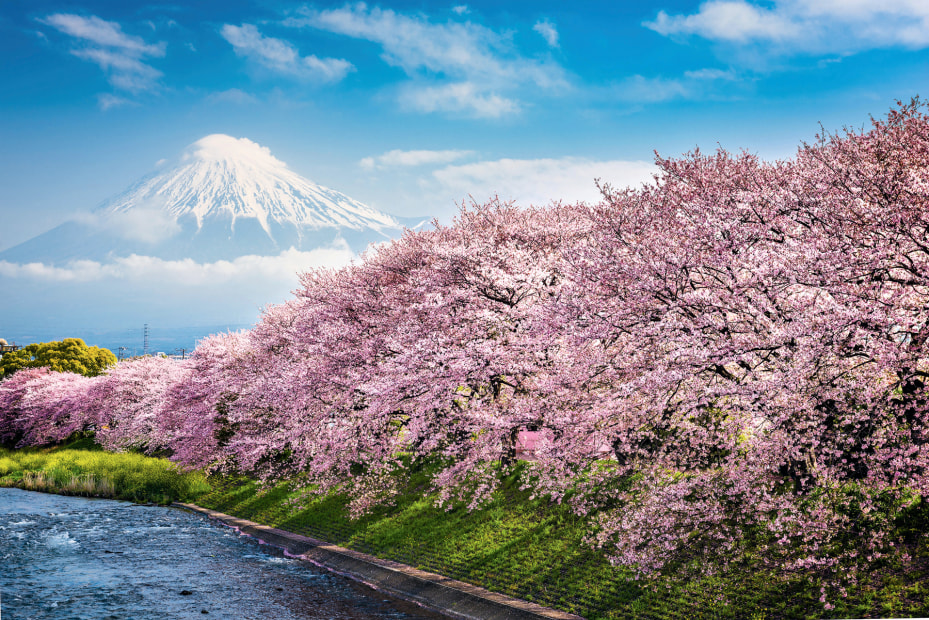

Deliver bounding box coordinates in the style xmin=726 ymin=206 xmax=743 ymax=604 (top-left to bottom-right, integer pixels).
xmin=143 ymin=323 xmax=150 ymax=357
xmin=175 ymin=347 xmax=188 ymax=360
xmin=118 ymin=346 xmax=128 ymax=361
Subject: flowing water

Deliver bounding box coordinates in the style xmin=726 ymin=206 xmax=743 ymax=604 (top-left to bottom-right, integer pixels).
xmin=0 ymin=487 xmax=446 ymax=619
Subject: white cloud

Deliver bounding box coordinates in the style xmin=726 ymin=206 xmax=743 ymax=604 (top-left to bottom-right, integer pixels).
xmin=0 ymin=246 xmax=354 ymax=285
xmin=299 ymin=5 xmax=568 ymax=86
xmin=39 ymin=13 xmax=165 ymax=92
xmin=72 ymin=48 xmax=163 ymax=92
xmin=533 ymin=20 xmax=559 ymax=47
xmin=40 ymin=14 xmax=165 ymax=55
xmin=287 ymin=4 xmax=569 ymax=117
xmin=646 ymin=1 xmax=793 ymax=43
xmin=108 ymin=209 xmax=180 ymax=244
xmin=431 ymin=157 xmax=656 ymax=207
xmin=221 ymin=23 xmax=354 ymax=82
xmin=452 ymin=6 xmax=470 ymax=16
xmin=97 ymin=93 xmax=135 ymax=110
xmin=645 ymin=0 xmax=929 ymax=54
xmin=71 ymin=205 xmax=180 ymax=244
xmin=360 ymin=149 xmax=473 ymax=169
xmin=397 ymin=81 xmax=519 ymax=118
xmin=683 ymin=67 xmax=737 ymax=80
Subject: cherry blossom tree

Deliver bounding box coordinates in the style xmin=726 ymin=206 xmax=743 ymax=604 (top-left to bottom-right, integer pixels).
xmin=0 ymin=367 xmax=49 ymax=446
xmin=13 ymin=370 xmax=99 ymax=447
xmin=237 ymin=200 xmax=594 ymax=512
xmin=522 ymin=100 xmax=929 ymax=593
xmin=0 ymin=367 xmax=99 ymax=447
xmin=155 ymin=330 xmax=257 ymax=470
xmin=87 ymin=356 xmax=190 ymax=452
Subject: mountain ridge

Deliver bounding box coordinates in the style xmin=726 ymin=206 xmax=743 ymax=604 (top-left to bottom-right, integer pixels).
xmin=1 ymin=134 xmax=421 ymax=265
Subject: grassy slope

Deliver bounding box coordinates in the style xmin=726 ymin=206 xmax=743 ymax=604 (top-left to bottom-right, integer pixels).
xmin=2 ymin=442 xmax=927 ymax=619
xmin=195 ymin=468 xmax=928 ymax=620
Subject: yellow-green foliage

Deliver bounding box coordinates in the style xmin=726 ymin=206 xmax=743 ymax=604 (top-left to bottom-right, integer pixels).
xmin=0 ymin=338 xmax=117 ymax=378
xmin=0 ymin=456 xmax=16 ymax=476
xmin=0 ymin=447 xmax=211 ymax=504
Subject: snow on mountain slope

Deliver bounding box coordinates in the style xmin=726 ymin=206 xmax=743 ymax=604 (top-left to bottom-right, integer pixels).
xmin=104 ymin=134 xmax=402 ymax=236
xmin=0 ymin=135 xmax=420 ymax=265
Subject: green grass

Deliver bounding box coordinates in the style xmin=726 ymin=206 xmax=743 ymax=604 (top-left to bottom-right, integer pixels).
xmin=3 ymin=442 xmax=928 ymax=619
xmin=0 ymin=437 xmax=211 ymax=504
xmin=195 ymin=465 xmax=929 ymax=620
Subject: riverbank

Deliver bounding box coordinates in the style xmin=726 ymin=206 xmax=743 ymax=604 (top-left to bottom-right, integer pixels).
xmin=3 ymin=442 xmax=928 ymax=619
xmin=0 ymin=438 xmax=210 ymax=503
xmin=191 ymin=472 xmax=929 ymax=620
xmin=178 ymin=502 xmax=583 ymax=620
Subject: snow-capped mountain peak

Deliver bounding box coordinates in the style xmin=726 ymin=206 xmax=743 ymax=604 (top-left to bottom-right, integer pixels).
xmin=102 ymin=133 xmax=401 ymax=237
xmin=0 ymin=135 xmax=420 ymax=265
xmin=183 ymin=134 xmax=287 ymax=168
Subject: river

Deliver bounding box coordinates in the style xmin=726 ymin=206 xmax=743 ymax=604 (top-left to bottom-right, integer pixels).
xmin=0 ymin=487 xmax=446 ymax=619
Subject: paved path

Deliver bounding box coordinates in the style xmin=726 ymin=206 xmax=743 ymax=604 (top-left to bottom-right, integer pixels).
xmin=174 ymin=503 xmax=586 ymax=620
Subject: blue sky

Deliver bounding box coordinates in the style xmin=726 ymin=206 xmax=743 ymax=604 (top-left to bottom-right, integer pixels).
xmin=3 ymin=0 xmax=927 ymax=251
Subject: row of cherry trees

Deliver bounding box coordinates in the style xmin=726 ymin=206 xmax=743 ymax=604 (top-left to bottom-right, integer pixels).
xmin=4 ymin=101 xmax=929 ymax=595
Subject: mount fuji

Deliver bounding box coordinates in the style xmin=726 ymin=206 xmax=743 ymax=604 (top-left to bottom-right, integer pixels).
xmin=1 ymin=134 xmax=421 ymax=264
xmin=0 ymin=135 xmax=427 ymax=349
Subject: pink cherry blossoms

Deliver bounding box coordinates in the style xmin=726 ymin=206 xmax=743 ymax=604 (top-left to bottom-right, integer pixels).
xmin=4 ymin=99 xmax=929 ymax=591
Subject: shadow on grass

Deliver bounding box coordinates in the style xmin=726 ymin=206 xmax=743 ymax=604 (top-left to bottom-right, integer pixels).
xmin=190 ymin=466 xmax=929 ymax=620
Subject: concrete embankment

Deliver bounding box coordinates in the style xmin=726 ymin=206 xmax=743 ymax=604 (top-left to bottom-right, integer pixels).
xmin=175 ymin=502 xmax=585 ymax=620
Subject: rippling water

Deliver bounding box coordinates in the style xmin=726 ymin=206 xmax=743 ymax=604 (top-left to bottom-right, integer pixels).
xmin=0 ymin=488 xmax=445 ymax=619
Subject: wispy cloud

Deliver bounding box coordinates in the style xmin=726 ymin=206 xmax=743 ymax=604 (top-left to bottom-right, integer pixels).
xmin=645 ymin=0 xmax=929 ymax=55
xmin=287 ymin=4 xmax=570 ymax=118
xmin=71 ymin=48 xmax=163 ymax=92
xmin=40 ymin=13 xmax=165 ymax=55
xmin=205 ymin=88 xmax=260 ymax=105
xmin=221 ymin=23 xmax=354 ymax=82
xmin=646 ymin=1 xmax=793 ymax=44
xmin=683 ymin=67 xmax=737 ymax=80
xmin=397 ymin=82 xmax=520 ymax=118
xmin=0 ymin=246 xmax=354 ymax=285
xmin=73 ymin=205 xmax=181 ymax=244
xmin=533 ymin=20 xmax=559 ymax=48
xmin=607 ymin=67 xmax=742 ymax=103
xmin=431 ymin=157 xmax=656 ymax=207
xmin=360 ymin=148 xmax=473 ymax=169
xmin=96 ymin=93 xmax=136 ymax=111
xmin=613 ymin=75 xmax=692 ymax=103
xmin=38 ymin=14 xmax=165 ymax=94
